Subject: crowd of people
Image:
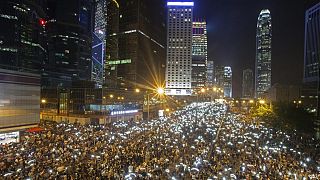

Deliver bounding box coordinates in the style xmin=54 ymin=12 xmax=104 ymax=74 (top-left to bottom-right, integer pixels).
xmin=0 ymin=101 xmax=319 ymax=179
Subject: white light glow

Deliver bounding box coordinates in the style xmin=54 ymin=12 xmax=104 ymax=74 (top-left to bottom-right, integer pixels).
xmin=167 ymin=2 xmax=194 ymax=6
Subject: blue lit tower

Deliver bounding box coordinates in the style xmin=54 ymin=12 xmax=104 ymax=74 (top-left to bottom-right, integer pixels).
xmin=165 ymin=1 xmax=194 ymax=96
xmin=255 ymin=9 xmax=272 ymax=98
xmin=92 ymin=0 xmax=106 ymax=87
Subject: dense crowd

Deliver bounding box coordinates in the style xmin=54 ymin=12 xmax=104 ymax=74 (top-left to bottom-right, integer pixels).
xmin=0 ymin=102 xmax=319 ymax=179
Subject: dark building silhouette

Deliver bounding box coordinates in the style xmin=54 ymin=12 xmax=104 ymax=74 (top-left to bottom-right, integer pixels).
xmin=0 ymin=0 xmax=47 ymax=73
xmin=44 ymin=0 xmax=93 ymax=88
xmin=242 ymin=69 xmax=254 ymax=98
xmin=108 ymin=0 xmax=166 ymax=89
xmin=105 ymin=0 xmax=120 ymax=87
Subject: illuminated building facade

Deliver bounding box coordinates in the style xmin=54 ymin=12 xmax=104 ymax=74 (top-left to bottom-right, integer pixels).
xmin=223 ymin=66 xmax=232 ymax=98
xmin=214 ymin=65 xmax=232 ymax=98
xmin=165 ymin=1 xmax=194 ymax=96
xmin=242 ymin=69 xmax=254 ymax=98
xmin=207 ymin=60 xmax=214 ymax=86
xmin=108 ymin=0 xmax=166 ymax=89
xmin=255 ymin=9 xmax=272 ymax=98
xmin=192 ymin=18 xmax=207 ymax=89
xmin=92 ymin=0 xmax=107 ymax=87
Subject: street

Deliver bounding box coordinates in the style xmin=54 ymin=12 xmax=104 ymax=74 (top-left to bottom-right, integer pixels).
xmin=0 ymin=101 xmax=319 ymax=179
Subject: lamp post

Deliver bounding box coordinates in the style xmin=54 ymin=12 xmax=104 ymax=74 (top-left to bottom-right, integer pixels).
xmin=41 ymin=99 xmax=46 ymax=122
xmin=144 ymin=87 xmax=164 ymax=120
xmin=41 ymin=99 xmax=46 ymax=113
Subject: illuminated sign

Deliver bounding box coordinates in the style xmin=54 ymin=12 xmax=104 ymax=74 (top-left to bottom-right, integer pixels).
xmin=167 ymin=2 xmax=194 ymax=6
xmin=107 ymin=59 xmax=132 ymax=65
xmin=165 ymin=89 xmax=192 ymax=96
xmin=0 ymin=131 xmax=20 ymax=144
xmin=111 ymin=109 xmax=139 ymax=116
xmin=159 ymin=110 xmax=164 ymax=117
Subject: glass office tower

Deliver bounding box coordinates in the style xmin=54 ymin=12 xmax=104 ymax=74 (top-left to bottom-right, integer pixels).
xmin=192 ymin=18 xmax=208 ymax=89
xmin=255 ymin=9 xmax=272 ymax=98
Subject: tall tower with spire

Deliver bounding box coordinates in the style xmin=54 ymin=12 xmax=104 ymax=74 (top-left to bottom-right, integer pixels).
xmin=255 ymin=9 xmax=272 ymax=98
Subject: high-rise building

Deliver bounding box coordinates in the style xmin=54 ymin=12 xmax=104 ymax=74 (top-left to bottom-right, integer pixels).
xmin=255 ymin=9 xmax=272 ymax=98
xmin=214 ymin=65 xmax=232 ymax=98
xmin=44 ymin=0 xmax=93 ymax=88
xmin=92 ymin=0 xmax=107 ymax=87
xmin=165 ymin=1 xmax=193 ymax=96
xmin=207 ymin=60 xmax=214 ymax=86
xmin=303 ymin=2 xmax=320 ymax=83
xmin=242 ymin=69 xmax=254 ymax=98
xmin=223 ymin=66 xmax=232 ymax=98
xmin=302 ymin=2 xmax=320 ymax=139
xmin=192 ymin=18 xmax=207 ymax=89
xmin=0 ymin=0 xmax=44 ymax=133
xmin=0 ymin=0 xmax=47 ymax=74
xmin=105 ymin=0 xmax=119 ymax=87
xmin=109 ymin=0 xmax=166 ymax=89
xmin=214 ymin=65 xmax=224 ymax=88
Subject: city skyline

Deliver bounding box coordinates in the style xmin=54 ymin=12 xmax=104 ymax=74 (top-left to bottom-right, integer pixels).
xmin=0 ymin=0 xmax=320 ymax=178
xmin=196 ymin=0 xmax=315 ymax=97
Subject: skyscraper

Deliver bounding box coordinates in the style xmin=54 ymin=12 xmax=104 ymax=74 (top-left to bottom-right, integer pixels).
xmin=0 ymin=0 xmax=44 ymax=132
xmin=105 ymin=0 xmax=119 ymax=87
xmin=165 ymin=1 xmax=194 ymax=96
xmin=214 ymin=65 xmax=232 ymax=98
xmin=92 ymin=0 xmax=107 ymax=87
xmin=303 ymin=2 xmax=320 ymax=83
xmin=192 ymin=18 xmax=207 ymax=89
xmin=223 ymin=66 xmax=232 ymax=98
xmin=214 ymin=65 xmax=224 ymax=89
xmin=303 ymin=2 xmax=320 ymax=138
xmin=44 ymin=0 xmax=93 ymax=88
xmin=207 ymin=60 xmax=214 ymax=86
xmin=255 ymin=9 xmax=272 ymax=98
xmin=0 ymin=0 xmax=47 ymax=73
xmin=242 ymin=69 xmax=254 ymax=98
xmin=109 ymin=0 xmax=166 ymax=89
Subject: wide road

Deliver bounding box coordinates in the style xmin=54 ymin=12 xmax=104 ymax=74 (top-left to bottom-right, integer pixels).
xmin=0 ymin=102 xmax=319 ymax=179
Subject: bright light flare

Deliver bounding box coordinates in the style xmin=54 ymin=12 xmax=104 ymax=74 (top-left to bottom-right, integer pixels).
xmin=157 ymin=87 xmax=164 ymax=95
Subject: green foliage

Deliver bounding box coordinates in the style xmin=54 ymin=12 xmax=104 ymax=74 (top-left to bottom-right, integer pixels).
xmin=251 ymin=104 xmax=275 ymax=120
xmin=272 ymin=102 xmax=315 ymax=134
xmin=251 ymin=102 xmax=315 ymax=134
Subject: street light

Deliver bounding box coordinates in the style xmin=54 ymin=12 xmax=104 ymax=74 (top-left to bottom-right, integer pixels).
xmin=135 ymin=88 xmax=140 ymax=93
xmin=41 ymin=99 xmax=46 ymax=104
xmin=157 ymin=87 xmax=164 ymax=95
xmin=259 ymin=100 xmax=266 ymax=104
xmin=146 ymin=87 xmax=165 ymax=120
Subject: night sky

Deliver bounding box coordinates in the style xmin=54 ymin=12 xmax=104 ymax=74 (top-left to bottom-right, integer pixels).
xmin=193 ymin=0 xmax=315 ymax=97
